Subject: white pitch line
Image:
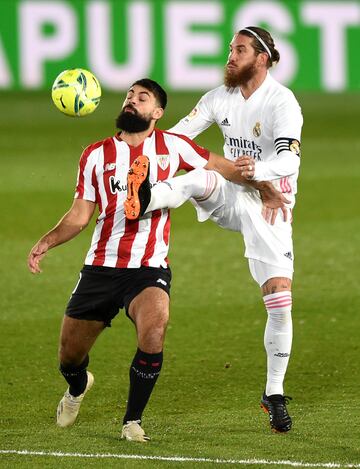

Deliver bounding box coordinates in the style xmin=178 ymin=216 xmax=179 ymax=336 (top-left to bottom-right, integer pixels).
xmin=0 ymin=450 xmax=359 ymax=468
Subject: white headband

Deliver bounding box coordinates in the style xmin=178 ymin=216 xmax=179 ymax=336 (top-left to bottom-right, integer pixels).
xmin=242 ymin=28 xmax=272 ymax=59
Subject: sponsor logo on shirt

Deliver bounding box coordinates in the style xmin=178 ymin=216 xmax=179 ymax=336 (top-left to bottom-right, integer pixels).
xmin=109 ymin=178 xmax=156 ymax=195
xmin=109 ymin=176 xmax=127 ymax=194
xmin=157 ymin=154 xmax=170 ymax=171
xmin=220 ymin=117 xmax=230 ymax=126
xmin=224 ymin=133 xmax=262 ymax=160
xmin=284 ymin=251 xmax=293 ymax=260
xmin=104 ymin=163 xmax=116 ymax=171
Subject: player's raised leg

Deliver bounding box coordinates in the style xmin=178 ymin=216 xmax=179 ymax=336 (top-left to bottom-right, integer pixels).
xmin=121 ymin=287 xmax=169 ymax=442
xmin=56 ymin=316 xmax=105 ymax=427
xmin=125 ymin=155 xmax=223 ymax=220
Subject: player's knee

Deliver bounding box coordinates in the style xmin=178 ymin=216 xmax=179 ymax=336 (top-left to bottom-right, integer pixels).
xmin=262 ymin=277 xmax=292 ymax=295
xmin=137 ymin=319 xmax=168 ymax=353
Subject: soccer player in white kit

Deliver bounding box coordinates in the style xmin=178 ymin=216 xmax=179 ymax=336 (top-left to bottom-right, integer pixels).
xmin=125 ymin=27 xmax=303 ymax=433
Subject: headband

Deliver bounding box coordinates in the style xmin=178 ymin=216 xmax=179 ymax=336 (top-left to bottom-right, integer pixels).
xmin=242 ymin=28 xmax=272 ymax=59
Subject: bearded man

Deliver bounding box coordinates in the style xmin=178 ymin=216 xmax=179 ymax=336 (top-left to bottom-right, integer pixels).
xmin=125 ymin=27 xmax=303 ymax=433
xmin=28 ymin=77 xmax=286 ymax=442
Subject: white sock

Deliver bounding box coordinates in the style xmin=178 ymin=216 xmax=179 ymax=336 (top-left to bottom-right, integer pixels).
xmin=263 ymin=291 xmax=293 ymax=396
xmin=145 ymin=168 xmax=217 ymax=213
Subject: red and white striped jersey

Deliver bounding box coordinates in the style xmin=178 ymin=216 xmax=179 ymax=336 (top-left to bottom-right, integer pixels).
xmin=75 ymin=128 xmax=209 ymax=268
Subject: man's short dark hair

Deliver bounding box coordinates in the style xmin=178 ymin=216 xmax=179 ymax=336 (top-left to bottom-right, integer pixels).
xmin=239 ymin=26 xmax=280 ymax=68
xmin=131 ymin=78 xmax=167 ymax=110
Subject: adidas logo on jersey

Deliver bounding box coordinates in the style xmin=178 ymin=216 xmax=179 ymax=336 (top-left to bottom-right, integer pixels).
xmin=284 ymin=251 xmax=293 ymax=260
xmin=220 ymin=118 xmax=230 ymax=126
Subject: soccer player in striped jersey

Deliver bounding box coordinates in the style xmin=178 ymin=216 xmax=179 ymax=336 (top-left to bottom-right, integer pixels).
xmin=27 ymin=78 xmax=286 ymax=442
xmin=126 ymin=28 xmax=303 ymax=433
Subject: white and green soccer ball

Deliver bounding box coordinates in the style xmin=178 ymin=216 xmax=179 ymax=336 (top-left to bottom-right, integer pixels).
xmin=51 ymin=68 xmax=101 ymax=117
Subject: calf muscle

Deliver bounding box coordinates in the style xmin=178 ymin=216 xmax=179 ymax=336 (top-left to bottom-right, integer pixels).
xmin=59 ymin=316 xmax=105 ymax=366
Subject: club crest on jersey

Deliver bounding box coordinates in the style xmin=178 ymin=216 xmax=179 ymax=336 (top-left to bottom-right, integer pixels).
xmin=253 ymin=122 xmax=261 ymax=137
xmin=290 ymin=139 xmax=301 ymax=156
xmin=157 ymin=154 xmax=170 ymax=170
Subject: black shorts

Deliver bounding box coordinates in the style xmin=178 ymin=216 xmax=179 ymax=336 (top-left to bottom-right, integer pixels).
xmin=65 ymin=265 xmax=172 ymax=326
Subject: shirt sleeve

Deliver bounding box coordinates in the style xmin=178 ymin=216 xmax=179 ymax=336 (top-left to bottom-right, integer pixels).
xmin=168 ymin=91 xmax=216 ymax=139
xmin=74 ymin=144 xmax=98 ymax=201
xmin=254 ymin=91 xmax=303 ymax=181
xmin=168 ymin=133 xmax=210 ymax=171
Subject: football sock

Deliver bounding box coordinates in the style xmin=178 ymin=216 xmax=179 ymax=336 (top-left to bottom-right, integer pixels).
xmin=123 ymin=348 xmax=163 ymax=424
xmin=145 ymin=168 xmax=218 ymax=213
xmin=263 ymin=292 xmax=293 ymax=396
xmin=60 ymin=355 xmax=89 ymax=397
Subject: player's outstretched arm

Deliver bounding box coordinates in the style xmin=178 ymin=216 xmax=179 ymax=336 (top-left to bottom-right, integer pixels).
xmin=205 ymin=152 xmax=249 ymax=184
xmin=27 ymin=199 xmax=95 ymax=274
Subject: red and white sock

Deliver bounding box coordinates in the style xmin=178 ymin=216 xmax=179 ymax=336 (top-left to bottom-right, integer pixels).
xmin=263 ymin=291 xmax=293 ymax=396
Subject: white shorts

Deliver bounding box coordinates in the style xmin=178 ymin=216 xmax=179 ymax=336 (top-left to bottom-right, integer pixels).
xmin=248 ymin=258 xmax=293 ymax=287
xmin=191 ymin=173 xmax=295 ymax=286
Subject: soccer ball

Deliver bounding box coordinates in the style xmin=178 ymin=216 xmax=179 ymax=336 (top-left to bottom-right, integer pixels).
xmin=51 ymin=68 xmax=101 ymax=117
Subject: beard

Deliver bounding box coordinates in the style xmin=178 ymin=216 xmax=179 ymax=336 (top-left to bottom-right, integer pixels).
xmin=224 ymin=61 xmax=257 ymax=88
xmin=115 ymin=106 xmax=152 ymax=133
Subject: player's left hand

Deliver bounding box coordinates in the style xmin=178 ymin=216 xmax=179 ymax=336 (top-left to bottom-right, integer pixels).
xmin=259 ymin=182 xmax=291 ymax=225
xmin=259 ymin=186 xmax=290 ymax=225
xmin=27 ymin=240 xmax=49 ymax=274
xmin=235 ymin=156 xmax=255 ymax=179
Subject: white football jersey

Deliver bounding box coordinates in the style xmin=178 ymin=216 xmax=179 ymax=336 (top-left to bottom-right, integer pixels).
xmin=170 ymin=72 xmax=303 ymax=195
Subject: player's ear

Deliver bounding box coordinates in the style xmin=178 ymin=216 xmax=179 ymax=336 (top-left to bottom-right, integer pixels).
xmin=153 ymin=107 xmax=164 ymax=120
xmin=258 ymin=52 xmax=268 ymax=67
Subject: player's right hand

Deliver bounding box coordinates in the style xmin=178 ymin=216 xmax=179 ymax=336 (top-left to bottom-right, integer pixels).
xmin=27 ymin=240 xmax=49 ymax=274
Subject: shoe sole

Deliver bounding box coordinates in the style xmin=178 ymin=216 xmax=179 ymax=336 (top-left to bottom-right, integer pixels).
xmin=121 ymin=433 xmax=150 ymax=443
xmin=260 ymin=401 xmax=291 ymax=433
xmin=124 ymin=155 xmax=149 ymax=220
xmin=121 ymin=424 xmax=150 ymax=443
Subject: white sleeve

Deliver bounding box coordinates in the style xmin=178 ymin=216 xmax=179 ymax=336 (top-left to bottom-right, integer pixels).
xmin=173 ymin=134 xmax=210 ymax=170
xmin=168 ymin=91 xmax=216 ymax=139
xmin=254 ymin=152 xmax=300 ymax=180
xmin=253 ymin=91 xmax=303 ymax=181
xmin=74 ymin=147 xmax=98 ymax=201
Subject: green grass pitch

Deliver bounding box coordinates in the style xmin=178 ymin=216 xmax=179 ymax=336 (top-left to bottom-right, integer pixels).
xmin=0 ymin=90 xmax=360 ymax=468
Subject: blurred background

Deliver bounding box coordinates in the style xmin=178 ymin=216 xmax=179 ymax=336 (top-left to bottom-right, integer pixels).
xmin=1 ymin=0 xmax=360 ymax=467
